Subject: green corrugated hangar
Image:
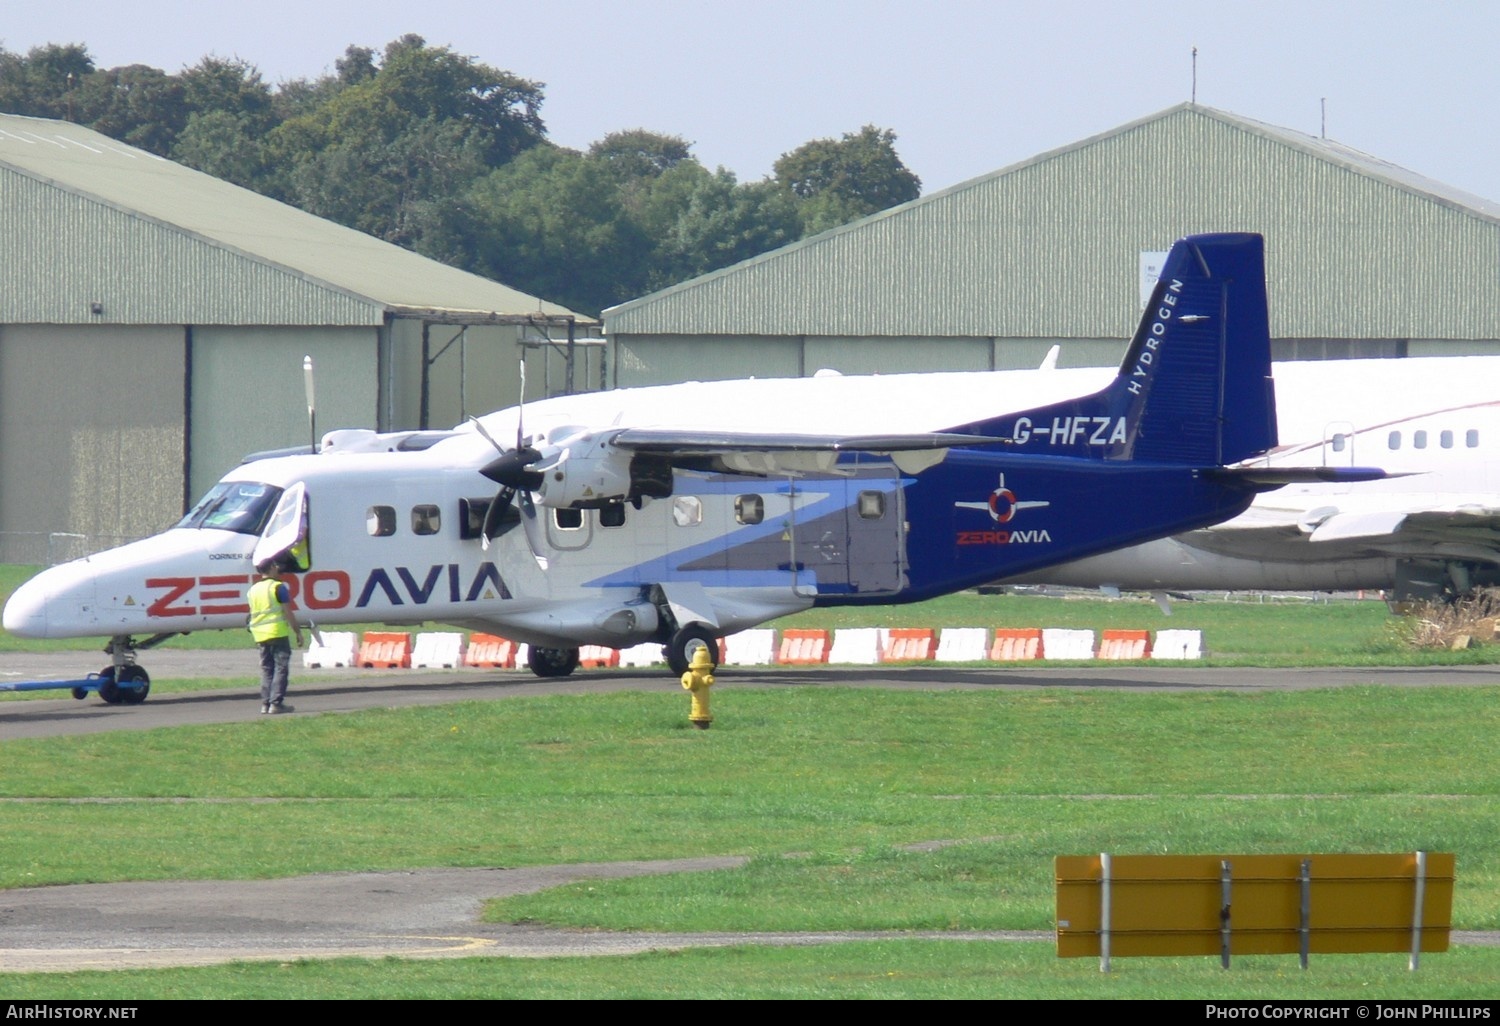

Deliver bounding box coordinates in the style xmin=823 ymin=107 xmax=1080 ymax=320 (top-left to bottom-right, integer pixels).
xmin=604 ymin=103 xmax=1500 ymax=386
xmin=0 ymin=113 xmax=594 ymax=563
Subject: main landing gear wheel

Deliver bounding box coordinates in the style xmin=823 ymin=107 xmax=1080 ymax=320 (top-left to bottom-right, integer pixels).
xmin=527 ymin=646 xmax=580 ymax=679
xmin=97 ymin=665 xmax=151 ymax=705
xmin=665 ymin=624 xmax=718 ymax=676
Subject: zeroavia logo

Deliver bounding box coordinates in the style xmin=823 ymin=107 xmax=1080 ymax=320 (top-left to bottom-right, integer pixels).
xmin=144 ymin=562 xmax=511 ymax=617
xmin=953 ymin=475 xmax=1053 ymax=545
xmin=957 ymin=528 xmax=1054 ymax=546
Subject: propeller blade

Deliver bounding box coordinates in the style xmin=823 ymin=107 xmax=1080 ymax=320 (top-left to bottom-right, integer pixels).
xmin=480 ymin=487 xmax=516 ymax=550
xmin=516 ymin=360 xmax=526 ymax=449
xmin=303 ymin=355 xmax=317 ymax=453
xmin=469 ymin=415 xmax=506 ymax=455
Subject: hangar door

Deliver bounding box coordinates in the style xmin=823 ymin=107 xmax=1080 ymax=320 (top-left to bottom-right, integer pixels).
xmin=0 ymin=325 xmax=185 ymax=562
xmin=188 ymin=326 xmax=378 ymax=503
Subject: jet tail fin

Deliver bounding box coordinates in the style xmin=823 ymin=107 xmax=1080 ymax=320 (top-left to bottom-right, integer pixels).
xmin=966 ymin=232 xmax=1277 ymax=466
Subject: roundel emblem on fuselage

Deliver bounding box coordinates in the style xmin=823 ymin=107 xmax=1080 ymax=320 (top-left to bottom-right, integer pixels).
xmin=988 ymin=488 xmax=1019 ymax=523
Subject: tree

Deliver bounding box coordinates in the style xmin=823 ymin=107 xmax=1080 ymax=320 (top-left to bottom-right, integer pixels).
xmin=69 ymin=64 xmax=187 ymax=156
xmin=173 ymin=109 xmax=267 ymax=187
xmin=287 ymin=116 xmax=492 ymax=247
xmin=0 ymin=43 xmax=95 ymax=119
xmin=446 ymin=145 xmax=653 ymax=315
xmin=773 ymin=124 xmax=921 ymax=235
xmin=266 ymin=36 xmax=548 ymax=241
xmin=589 ymin=129 xmax=694 ymax=180
xmin=179 ymin=56 xmax=274 ymax=127
xmin=634 ymin=164 xmax=800 ymax=287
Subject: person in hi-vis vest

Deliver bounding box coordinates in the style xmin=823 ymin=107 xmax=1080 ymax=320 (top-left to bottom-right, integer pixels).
xmin=248 ymin=560 xmax=304 ymax=714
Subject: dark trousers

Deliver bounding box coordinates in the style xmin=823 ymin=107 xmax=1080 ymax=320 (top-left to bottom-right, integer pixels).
xmin=258 ymin=636 xmax=292 ymax=706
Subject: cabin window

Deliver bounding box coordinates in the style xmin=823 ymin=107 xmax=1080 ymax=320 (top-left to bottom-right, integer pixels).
xmin=1388 ymin=431 xmax=1401 ymax=450
xmin=735 ymin=494 xmax=764 ymax=525
xmin=672 ymin=496 xmax=703 ymax=527
xmin=1441 ymin=430 xmax=1454 ymax=449
xmin=1468 ymin=430 xmax=1480 ymax=448
xmin=367 ymin=505 xmax=396 ymax=537
xmin=599 ymin=503 xmax=626 ymax=528
xmin=1329 ymin=433 xmax=1348 ymax=453
xmin=857 ymin=490 xmax=886 ymax=520
xmin=411 ymin=504 xmax=441 ymax=535
xmin=1413 ymin=430 xmax=1428 ymax=450
xmin=554 ymin=508 xmax=584 ymax=530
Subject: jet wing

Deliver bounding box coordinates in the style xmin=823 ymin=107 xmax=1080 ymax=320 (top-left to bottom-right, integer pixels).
xmin=1179 ymin=499 xmax=1500 ymax=565
xmin=609 ymin=428 xmax=1003 ymax=476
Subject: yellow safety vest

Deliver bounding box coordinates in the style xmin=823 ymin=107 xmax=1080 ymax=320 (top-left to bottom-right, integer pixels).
xmin=247 ymin=578 xmax=290 ymax=643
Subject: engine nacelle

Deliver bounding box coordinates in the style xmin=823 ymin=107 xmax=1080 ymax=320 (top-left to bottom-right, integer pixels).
xmin=532 ymin=429 xmax=636 ymax=509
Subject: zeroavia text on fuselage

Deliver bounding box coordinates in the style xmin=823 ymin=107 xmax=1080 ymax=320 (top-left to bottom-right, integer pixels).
xmin=5 ymin=233 xmax=1329 ymax=700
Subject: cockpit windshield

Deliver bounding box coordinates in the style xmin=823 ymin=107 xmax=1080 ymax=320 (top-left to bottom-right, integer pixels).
xmin=176 ymin=482 xmax=283 ymax=535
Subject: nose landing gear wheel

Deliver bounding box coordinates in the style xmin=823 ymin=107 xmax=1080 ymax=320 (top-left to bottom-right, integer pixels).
xmin=527 ymin=646 xmax=580 ymax=678
xmin=96 ymin=665 xmax=151 ymax=705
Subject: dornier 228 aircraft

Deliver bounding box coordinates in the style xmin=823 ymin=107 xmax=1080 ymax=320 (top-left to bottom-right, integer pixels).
xmin=4 ymin=233 xmax=1365 ymax=701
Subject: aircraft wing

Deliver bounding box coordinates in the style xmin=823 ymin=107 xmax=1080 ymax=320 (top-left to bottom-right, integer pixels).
xmin=1181 ymin=499 xmax=1500 ymax=565
xmin=609 ymin=428 xmax=1002 ymax=476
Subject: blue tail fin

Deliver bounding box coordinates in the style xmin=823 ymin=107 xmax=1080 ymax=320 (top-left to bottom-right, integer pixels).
xmin=967 ymin=232 xmax=1277 ymax=466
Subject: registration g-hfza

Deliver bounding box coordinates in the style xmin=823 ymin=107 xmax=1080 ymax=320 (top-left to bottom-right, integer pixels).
xmin=5 ymin=234 xmax=1361 ymax=702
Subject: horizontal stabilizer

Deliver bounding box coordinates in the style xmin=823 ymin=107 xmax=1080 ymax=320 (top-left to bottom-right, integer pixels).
xmin=1205 ymin=466 xmax=1390 ymax=487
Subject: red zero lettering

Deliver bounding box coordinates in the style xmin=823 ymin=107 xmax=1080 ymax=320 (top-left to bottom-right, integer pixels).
xmin=301 ymin=570 xmax=351 ymax=610
xmin=146 ymin=577 xmax=196 ymax=617
xmin=198 ymin=574 xmax=250 ymax=615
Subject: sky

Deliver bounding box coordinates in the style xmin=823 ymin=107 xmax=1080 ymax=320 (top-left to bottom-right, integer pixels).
xmin=5 ymin=1 xmax=1499 ymax=202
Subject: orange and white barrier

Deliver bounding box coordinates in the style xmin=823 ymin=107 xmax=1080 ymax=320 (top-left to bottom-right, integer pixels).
xmin=778 ymin=628 xmax=830 ymax=664
xmin=411 ymin=632 xmax=466 ymax=669
xmin=1152 ymin=629 xmax=1203 ymax=660
xmin=829 ymin=627 xmax=882 ymax=664
xmin=578 ymin=645 xmax=620 ymax=669
xmin=883 ymin=628 xmax=936 ymax=661
xmin=990 ymin=628 xmax=1044 ymax=661
xmin=936 ymin=628 xmax=989 ymax=662
xmin=618 ymin=643 xmax=664 ymax=667
xmin=464 ymin=633 xmax=517 ymax=669
xmin=1097 ymin=629 xmax=1151 ymax=660
xmin=303 ymin=630 xmax=358 ymax=668
xmin=359 ymin=631 xmax=412 ymax=668
xmin=723 ymin=629 xmax=776 ymax=665
xmin=1041 ymin=628 xmax=1095 ymax=661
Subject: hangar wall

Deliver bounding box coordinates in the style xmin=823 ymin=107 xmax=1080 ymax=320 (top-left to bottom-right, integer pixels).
xmin=605 ymin=105 xmax=1500 ymax=387
xmin=189 ymin=326 xmax=380 ymax=502
xmin=0 ymin=326 xmax=185 ymax=561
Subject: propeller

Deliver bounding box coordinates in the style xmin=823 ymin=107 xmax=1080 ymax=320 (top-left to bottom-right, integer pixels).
xmin=303 ymin=355 xmax=317 ymax=454
xmin=470 ymin=362 xmax=544 ymax=548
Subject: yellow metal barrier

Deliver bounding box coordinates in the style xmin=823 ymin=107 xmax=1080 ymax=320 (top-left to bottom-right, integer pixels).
xmin=1055 ymin=852 xmax=1454 ymax=970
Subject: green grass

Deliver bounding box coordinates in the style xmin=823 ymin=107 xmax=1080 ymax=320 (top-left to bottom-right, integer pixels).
xmin=3 ymin=563 xmax=1499 ymax=997
xmin=5 ymin=944 xmax=1499 ymax=1000
xmin=2 ymin=688 xmax=1497 ymax=911
xmin=1 ymin=684 xmax=1498 ymax=996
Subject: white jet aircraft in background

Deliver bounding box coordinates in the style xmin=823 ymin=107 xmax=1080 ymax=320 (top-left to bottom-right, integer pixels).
xmin=3 ymin=233 xmax=1356 ymax=702
xmin=1007 ymin=354 xmax=1500 ymax=603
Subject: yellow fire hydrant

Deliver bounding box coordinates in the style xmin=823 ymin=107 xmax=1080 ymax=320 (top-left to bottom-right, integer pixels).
xmin=680 ymin=646 xmax=715 ymax=729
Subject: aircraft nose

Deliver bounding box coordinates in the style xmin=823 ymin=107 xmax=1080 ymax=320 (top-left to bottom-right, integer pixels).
xmin=2 ymin=577 xmax=49 ymax=637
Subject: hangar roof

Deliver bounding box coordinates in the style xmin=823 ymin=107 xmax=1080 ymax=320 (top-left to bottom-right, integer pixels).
xmin=604 ymin=103 xmax=1500 ymax=340
xmin=0 ymin=113 xmax=583 ymax=324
